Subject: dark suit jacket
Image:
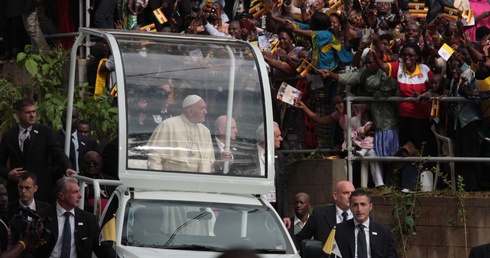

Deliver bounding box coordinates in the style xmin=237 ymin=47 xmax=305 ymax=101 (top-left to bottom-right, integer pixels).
xmin=335 ymin=219 xmax=398 ymax=258
xmin=35 ymin=205 xmax=116 ymax=258
xmin=0 ymin=124 xmax=73 ymax=203
xmin=7 ymin=199 xmax=50 ymax=244
xmin=56 ymin=131 xmax=98 ymax=174
xmin=274 ymin=150 xmax=288 ymax=219
xmin=0 ymin=214 xmax=8 ymax=253
xmin=470 ymin=243 xmax=490 ymax=258
xmin=293 ymin=204 xmax=337 ymax=248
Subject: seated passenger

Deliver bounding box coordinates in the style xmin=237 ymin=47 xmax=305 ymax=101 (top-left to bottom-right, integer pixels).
xmin=147 ymin=95 xmax=215 ymax=172
xmin=132 ymin=206 xmax=165 ymax=243
xmin=83 ymin=151 xmax=117 ymax=212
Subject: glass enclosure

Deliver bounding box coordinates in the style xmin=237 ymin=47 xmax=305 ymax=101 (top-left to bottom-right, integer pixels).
xmin=122 ymin=200 xmax=291 ymax=253
xmin=116 ymin=35 xmax=268 ymax=176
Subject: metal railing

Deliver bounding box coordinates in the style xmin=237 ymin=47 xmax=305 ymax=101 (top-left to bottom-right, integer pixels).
xmin=344 ymin=86 xmax=490 ymax=184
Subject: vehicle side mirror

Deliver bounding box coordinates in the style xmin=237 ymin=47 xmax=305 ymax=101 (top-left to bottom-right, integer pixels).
xmin=300 ymin=239 xmax=323 ymax=258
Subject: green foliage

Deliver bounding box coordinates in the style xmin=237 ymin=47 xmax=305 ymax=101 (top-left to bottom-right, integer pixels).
xmin=1 ymin=45 xmax=118 ymax=144
xmin=0 ymin=77 xmax=22 ymax=131
xmin=74 ymin=84 xmax=118 ymax=144
xmin=389 ymin=144 xmax=429 ymax=257
xmin=16 ymin=45 xmax=69 ymax=127
xmin=439 ymin=169 xmax=469 ymax=257
xmin=390 ymin=189 xmax=420 ymax=257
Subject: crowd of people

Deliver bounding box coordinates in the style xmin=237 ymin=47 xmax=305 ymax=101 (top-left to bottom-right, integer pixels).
xmin=1 ymin=0 xmax=490 ymax=191
xmin=80 ymin=0 xmax=490 ymax=191
xmin=0 ymin=98 xmax=119 ymax=257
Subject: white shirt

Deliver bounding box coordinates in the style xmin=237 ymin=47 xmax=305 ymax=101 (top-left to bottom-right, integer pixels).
xmin=50 ymin=203 xmax=77 ymax=258
xmin=293 ymin=215 xmax=309 ymax=235
xmin=18 ymin=126 xmax=32 ymax=150
xmin=354 ymin=218 xmax=371 ymax=258
xmin=335 ymin=206 xmax=353 ymax=224
xmin=71 ymin=131 xmax=80 ymax=172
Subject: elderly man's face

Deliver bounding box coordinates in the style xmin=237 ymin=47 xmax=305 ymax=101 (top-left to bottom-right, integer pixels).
xmin=84 ymin=152 xmax=103 ymax=177
xmin=188 ymin=99 xmax=207 ymax=123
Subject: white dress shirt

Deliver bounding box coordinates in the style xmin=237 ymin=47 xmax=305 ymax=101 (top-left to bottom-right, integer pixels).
xmin=335 ymin=206 xmax=353 ymax=224
xmin=354 ymin=218 xmax=371 ymax=258
xmin=50 ymin=203 xmax=77 ymax=258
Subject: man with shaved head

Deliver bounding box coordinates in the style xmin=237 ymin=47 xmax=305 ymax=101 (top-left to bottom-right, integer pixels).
xmin=293 ymin=180 xmax=355 ymax=252
xmin=213 ymin=115 xmax=238 ymax=173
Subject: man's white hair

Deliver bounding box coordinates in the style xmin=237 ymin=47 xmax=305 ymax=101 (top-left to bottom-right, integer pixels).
xmin=256 ymin=121 xmax=279 ymax=143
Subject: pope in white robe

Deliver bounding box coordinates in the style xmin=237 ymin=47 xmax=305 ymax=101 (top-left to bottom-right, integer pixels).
xmin=147 ymin=95 xmax=215 ymax=173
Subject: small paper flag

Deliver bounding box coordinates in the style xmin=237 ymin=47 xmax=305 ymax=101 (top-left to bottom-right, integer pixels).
xmin=153 ymin=8 xmax=168 ymax=24
xmin=430 ymin=98 xmax=440 ymax=117
xmin=296 ymin=59 xmax=314 ymax=77
xmin=203 ymin=0 xmax=213 ymax=12
xmin=250 ymin=1 xmax=266 ymax=18
xmin=443 ymin=6 xmax=458 ymax=21
xmin=462 ymin=9 xmax=475 ymax=26
xmin=438 ymin=43 xmax=454 ymax=61
xmin=140 ymin=23 xmax=156 ymax=32
xmin=329 ymin=0 xmax=343 ymax=9
xmin=408 ymin=2 xmax=428 ymax=19
xmin=270 ymin=42 xmax=280 ymax=55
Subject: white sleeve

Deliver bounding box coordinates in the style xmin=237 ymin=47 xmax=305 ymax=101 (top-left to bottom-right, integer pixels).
xmin=204 ymin=23 xmax=229 ymax=37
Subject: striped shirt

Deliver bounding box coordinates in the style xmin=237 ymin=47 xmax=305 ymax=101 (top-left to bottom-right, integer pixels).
xmin=388 ymin=62 xmax=433 ymax=118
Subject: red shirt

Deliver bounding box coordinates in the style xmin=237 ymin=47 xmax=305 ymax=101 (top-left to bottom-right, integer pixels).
xmin=388 ymin=62 xmax=433 ymax=118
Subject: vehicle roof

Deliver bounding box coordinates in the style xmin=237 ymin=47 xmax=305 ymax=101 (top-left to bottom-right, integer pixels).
xmin=130 ymin=190 xmax=263 ymax=206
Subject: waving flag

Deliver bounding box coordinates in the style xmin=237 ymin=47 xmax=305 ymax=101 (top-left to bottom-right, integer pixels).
xmin=250 ymin=1 xmax=266 ymax=18
xmin=296 ymin=59 xmax=314 ymax=77
xmin=443 ymin=6 xmax=458 ymax=21
xmin=153 ymin=8 xmax=168 ymax=24
xmin=408 ymin=2 xmax=428 ymax=19
xmin=140 ymin=23 xmax=156 ymax=32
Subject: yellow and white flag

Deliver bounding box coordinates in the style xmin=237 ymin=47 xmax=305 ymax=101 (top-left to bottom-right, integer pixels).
xmin=438 ymin=43 xmax=454 ymax=61
xmin=323 ymin=227 xmax=342 ymax=257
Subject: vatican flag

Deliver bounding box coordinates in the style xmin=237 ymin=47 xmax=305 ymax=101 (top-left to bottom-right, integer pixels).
xmin=323 ymin=227 xmax=342 ymax=257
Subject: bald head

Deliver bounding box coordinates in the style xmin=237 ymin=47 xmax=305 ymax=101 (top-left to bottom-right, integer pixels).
xmin=214 ymin=115 xmax=238 ymax=141
xmin=332 ymin=180 xmax=355 ymax=211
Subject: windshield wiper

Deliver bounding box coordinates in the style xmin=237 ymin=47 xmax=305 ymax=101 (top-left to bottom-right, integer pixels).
xmin=160 ymin=244 xmax=226 ymax=252
xmin=253 ymin=248 xmax=287 ymax=254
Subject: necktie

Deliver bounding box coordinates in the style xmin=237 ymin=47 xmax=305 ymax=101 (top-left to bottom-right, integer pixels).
xmin=357 ymin=224 xmax=367 ymax=258
xmin=60 ymin=212 xmax=72 ymax=258
xmin=20 ymin=129 xmax=30 ymax=154
xmin=342 ymin=211 xmax=348 ymax=222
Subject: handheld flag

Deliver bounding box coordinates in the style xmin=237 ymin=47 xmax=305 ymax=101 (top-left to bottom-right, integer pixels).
xmin=203 ymin=0 xmax=213 ymax=12
xmin=443 ymin=6 xmax=458 ymax=21
xmin=329 ymin=0 xmax=343 ymax=9
xmin=270 ymin=42 xmax=280 ymax=55
xmin=250 ymin=1 xmax=266 ymax=18
xmin=408 ymin=2 xmax=428 ymax=19
xmin=462 ymin=9 xmax=475 ymax=26
xmin=153 ymin=8 xmax=168 ymax=24
xmin=140 ymin=23 xmax=156 ymax=32
xmin=438 ymin=43 xmax=454 ymax=61
xmin=430 ymin=98 xmax=440 ymax=118
xmin=296 ymin=59 xmax=314 ymax=77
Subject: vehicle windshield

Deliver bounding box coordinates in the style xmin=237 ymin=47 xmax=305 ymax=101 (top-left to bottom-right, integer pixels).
xmin=122 ymin=200 xmax=291 ymax=253
xmin=118 ymin=36 xmax=267 ymax=176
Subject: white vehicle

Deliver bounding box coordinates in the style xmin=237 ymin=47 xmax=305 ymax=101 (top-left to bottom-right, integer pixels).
xmin=66 ymin=28 xmax=299 ymax=257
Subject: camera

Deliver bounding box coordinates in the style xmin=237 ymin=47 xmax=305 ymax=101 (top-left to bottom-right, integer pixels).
xmin=11 ymin=206 xmax=51 ymax=240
